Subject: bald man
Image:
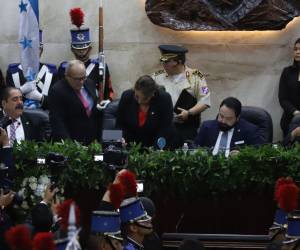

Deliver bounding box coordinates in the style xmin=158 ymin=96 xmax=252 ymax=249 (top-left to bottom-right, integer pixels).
xmin=48 ymin=60 xmax=102 ymax=144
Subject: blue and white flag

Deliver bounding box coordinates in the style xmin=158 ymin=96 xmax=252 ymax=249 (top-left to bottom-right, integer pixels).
xmin=18 ymin=0 xmax=39 ymax=81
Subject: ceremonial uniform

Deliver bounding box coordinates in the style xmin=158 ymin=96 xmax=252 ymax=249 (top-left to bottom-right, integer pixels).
xmin=6 ymin=63 xmax=57 ymax=109
xmin=58 ymin=59 xmax=114 ymax=100
xmin=124 ymin=237 xmax=144 ymax=250
xmin=152 ymin=66 xmax=210 ymax=141
xmin=152 ymin=44 xmax=211 ymax=144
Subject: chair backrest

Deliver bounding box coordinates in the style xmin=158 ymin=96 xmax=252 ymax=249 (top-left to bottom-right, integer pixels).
xmin=102 ymin=99 xmax=119 ymax=130
xmin=240 ymin=106 xmax=273 ymax=143
xmin=23 ymin=108 xmax=51 ymax=140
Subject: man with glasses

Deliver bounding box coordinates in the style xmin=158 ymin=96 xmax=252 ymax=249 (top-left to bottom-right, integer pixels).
xmin=152 ymin=45 xmax=210 ymax=147
xmin=194 ymin=97 xmax=262 ymax=157
xmin=48 ymin=60 xmax=102 ymax=145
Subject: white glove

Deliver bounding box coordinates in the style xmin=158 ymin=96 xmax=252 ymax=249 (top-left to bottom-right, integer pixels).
xmin=25 ymin=89 xmax=43 ymax=102
xmin=97 ymin=100 xmax=111 ymax=110
xmin=20 ymin=80 xmax=36 ymax=94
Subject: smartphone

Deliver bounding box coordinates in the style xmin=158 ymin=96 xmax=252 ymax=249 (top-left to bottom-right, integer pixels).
xmin=137 ymin=180 xmax=144 ymax=193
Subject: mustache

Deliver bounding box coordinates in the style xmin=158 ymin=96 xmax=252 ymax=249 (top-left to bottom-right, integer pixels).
xmin=15 ymin=104 xmax=23 ymax=110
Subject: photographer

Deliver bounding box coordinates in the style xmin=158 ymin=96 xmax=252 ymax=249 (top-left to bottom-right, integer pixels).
xmin=0 ymin=127 xmax=16 ymax=250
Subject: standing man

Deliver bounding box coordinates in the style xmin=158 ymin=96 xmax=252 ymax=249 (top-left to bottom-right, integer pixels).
xmin=194 ymin=97 xmax=263 ymax=157
xmin=58 ymin=8 xmax=114 ymax=102
xmin=48 ymin=60 xmax=102 ymax=145
xmin=6 ymin=30 xmax=57 ymax=110
xmin=152 ymin=45 xmax=210 ymax=146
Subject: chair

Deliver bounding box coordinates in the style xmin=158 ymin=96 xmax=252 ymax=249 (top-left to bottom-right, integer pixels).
xmin=240 ymin=106 xmax=273 ymax=143
xmin=23 ymin=109 xmax=51 ymax=140
xmin=102 ymin=99 xmax=119 ymax=129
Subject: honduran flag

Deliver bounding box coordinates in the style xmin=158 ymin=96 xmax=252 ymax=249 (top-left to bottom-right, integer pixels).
xmin=18 ymin=0 xmax=39 ymax=81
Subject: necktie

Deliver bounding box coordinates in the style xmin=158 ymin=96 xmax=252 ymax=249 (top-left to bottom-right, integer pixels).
xmin=77 ymin=89 xmax=92 ymax=117
xmin=219 ymin=131 xmax=228 ymax=153
xmin=9 ymin=121 xmax=16 ymax=146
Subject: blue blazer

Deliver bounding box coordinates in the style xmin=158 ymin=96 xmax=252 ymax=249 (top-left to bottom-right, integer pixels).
xmin=194 ymin=118 xmax=263 ymax=150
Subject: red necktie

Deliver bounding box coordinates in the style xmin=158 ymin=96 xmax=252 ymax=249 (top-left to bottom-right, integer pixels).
xmin=77 ymin=89 xmax=92 ymax=117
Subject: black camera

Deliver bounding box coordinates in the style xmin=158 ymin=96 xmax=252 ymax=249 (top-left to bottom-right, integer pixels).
xmin=103 ymin=145 xmax=128 ymax=168
xmin=37 ymin=152 xmax=67 ymax=189
xmin=99 ymin=130 xmax=128 ymax=170
xmin=0 ymin=164 xmax=23 ymax=205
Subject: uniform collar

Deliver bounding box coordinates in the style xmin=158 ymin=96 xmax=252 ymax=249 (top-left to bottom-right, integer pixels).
xmin=126 ymin=236 xmax=144 ymax=250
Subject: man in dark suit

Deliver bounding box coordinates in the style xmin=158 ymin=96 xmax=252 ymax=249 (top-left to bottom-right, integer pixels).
xmin=48 ymin=60 xmax=102 ymax=145
xmin=194 ymin=97 xmax=263 ymax=157
xmin=1 ymin=87 xmax=49 ymax=145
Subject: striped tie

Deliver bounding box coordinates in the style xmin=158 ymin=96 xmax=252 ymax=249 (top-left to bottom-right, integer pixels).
xmin=9 ymin=121 xmax=16 ymax=146
xmin=77 ymin=89 xmax=92 ymax=117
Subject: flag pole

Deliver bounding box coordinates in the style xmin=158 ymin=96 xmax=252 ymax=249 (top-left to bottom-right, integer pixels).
xmin=98 ymin=0 xmax=105 ymax=103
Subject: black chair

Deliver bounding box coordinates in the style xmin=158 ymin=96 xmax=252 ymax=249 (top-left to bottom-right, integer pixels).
xmin=23 ymin=109 xmax=51 ymax=140
xmin=240 ymin=106 xmax=273 ymax=143
xmin=102 ymin=99 xmax=119 ymax=129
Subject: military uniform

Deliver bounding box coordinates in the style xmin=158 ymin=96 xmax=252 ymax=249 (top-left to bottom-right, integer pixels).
xmin=152 ymin=44 xmax=211 ymax=144
xmin=6 ymin=62 xmax=57 ymax=109
xmin=58 ymin=58 xmax=114 ymax=100
xmin=152 ymin=66 xmax=210 ymax=141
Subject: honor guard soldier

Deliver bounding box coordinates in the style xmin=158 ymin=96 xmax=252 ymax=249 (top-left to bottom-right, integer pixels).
xmin=58 ymin=8 xmax=114 ymax=102
xmin=120 ymin=197 xmax=153 ymax=250
xmin=6 ymin=30 xmax=57 ymax=110
xmin=152 ymin=45 xmax=211 ymax=146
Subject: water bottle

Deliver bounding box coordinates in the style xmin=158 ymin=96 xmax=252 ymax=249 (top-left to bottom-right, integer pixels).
xmin=182 ymin=142 xmax=189 ymax=154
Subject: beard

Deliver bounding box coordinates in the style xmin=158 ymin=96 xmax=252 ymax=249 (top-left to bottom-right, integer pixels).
xmin=218 ymin=121 xmax=235 ymax=132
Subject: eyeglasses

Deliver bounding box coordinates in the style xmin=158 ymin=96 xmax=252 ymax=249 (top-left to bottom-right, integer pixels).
xmin=68 ymin=75 xmax=87 ymax=82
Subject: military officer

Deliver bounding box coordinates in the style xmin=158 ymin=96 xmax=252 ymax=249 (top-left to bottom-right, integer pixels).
xmin=57 ymin=20 xmax=114 ymax=104
xmin=6 ymin=30 xmax=57 ymax=110
xmin=152 ymin=45 xmax=211 ymax=146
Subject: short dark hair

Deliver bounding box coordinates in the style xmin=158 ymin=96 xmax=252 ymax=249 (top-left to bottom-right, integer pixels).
xmin=1 ymin=86 xmax=20 ymax=103
xmin=134 ymin=75 xmax=159 ymax=99
xmin=219 ymin=97 xmax=242 ymax=117
xmin=179 ymin=239 xmax=205 ymax=250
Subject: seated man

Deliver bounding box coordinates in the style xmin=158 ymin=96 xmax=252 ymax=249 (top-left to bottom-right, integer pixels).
xmin=6 ymin=30 xmax=57 ymax=110
xmin=282 ymin=115 xmax=300 ymax=146
xmin=194 ymin=97 xmax=263 ymax=157
xmin=1 ymin=87 xmax=49 ymax=145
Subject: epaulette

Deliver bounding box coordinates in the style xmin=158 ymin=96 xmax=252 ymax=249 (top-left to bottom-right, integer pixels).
xmin=153 ymin=69 xmax=165 ymax=76
xmin=44 ymin=63 xmax=57 ymax=74
xmin=7 ymin=63 xmax=21 ymax=74
xmin=192 ymin=69 xmax=204 ymax=78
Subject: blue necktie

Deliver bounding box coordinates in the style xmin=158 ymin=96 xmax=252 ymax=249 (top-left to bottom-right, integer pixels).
xmin=219 ymin=131 xmax=228 ymax=153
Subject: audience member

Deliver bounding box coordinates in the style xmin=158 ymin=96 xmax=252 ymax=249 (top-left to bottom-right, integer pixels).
xmin=6 ymin=30 xmax=57 ymax=110
xmin=48 ymin=60 xmax=102 ymax=145
xmin=58 ymin=8 xmax=114 ymax=103
xmin=152 ymin=45 xmax=210 ymax=145
xmin=1 ymin=87 xmax=50 ymax=145
xmin=194 ymin=97 xmax=263 ymax=157
xmin=117 ymin=75 xmax=174 ymax=148
xmin=279 ymin=38 xmax=300 ymax=136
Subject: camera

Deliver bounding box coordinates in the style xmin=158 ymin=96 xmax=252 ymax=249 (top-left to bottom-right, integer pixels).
xmin=0 ymin=164 xmax=23 ymax=205
xmin=99 ymin=130 xmax=128 ymax=171
xmin=37 ymin=152 xmax=68 ymax=189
